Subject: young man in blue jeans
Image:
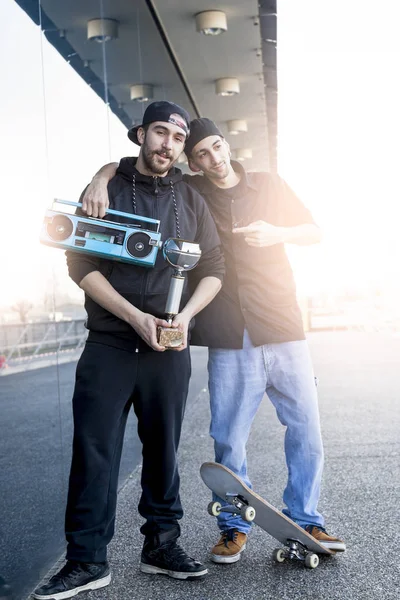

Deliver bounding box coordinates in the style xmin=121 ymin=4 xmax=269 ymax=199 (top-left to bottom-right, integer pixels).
xmin=84 ymin=117 xmax=346 ymax=564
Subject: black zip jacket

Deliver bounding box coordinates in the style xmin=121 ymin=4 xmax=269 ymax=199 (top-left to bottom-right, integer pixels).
xmin=66 ymin=158 xmax=224 ymax=352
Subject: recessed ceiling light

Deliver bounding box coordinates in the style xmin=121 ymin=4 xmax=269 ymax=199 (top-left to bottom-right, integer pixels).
xmin=228 ymin=120 xmax=248 ymax=135
xmin=87 ymin=19 xmax=118 ymax=43
xmin=195 ymin=11 xmax=227 ymax=35
xmin=215 ymin=78 xmax=240 ymax=97
xmin=130 ymin=84 xmax=154 ymax=103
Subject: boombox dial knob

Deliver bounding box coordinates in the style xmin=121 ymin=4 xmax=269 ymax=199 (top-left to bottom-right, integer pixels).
xmin=126 ymin=232 xmax=153 ymax=258
xmin=47 ymin=214 xmax=74 ymax=241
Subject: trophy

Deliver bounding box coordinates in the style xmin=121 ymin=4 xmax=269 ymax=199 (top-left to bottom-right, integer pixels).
xmin=157 ymin=238 xmax=202 ymax=348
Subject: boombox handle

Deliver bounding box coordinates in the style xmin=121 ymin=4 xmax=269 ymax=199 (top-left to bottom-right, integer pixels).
xmin=52 ymin=198 xmax=159 ymax=227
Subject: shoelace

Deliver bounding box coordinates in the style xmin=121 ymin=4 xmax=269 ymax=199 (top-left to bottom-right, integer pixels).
xmin=221 ymin=529 xmax=238 ymax=548
xmin=157 ymin=541 xmax=195 ymax=567
xmin=51 ymin=562 xmax=85 ymax=583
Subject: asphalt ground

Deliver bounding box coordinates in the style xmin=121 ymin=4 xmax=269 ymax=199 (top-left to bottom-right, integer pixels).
xmin=0 ymin=348 xmax=207 ymax=600
xmin=87 ymin=332 xmax=400 ymax=600
xmin=0 ymin=360 xmax=139 ymax=600
xmin=1 ymin=331 xmax=400 ymax=599
xmin=35 ymin=331 xmax=400 ymax=600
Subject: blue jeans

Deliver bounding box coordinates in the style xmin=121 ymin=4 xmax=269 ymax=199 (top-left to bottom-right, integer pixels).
xmin=208 ymin=330 xmax=324 ymax=533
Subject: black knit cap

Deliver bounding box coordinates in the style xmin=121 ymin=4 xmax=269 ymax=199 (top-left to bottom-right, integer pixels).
xmin=128 ymin=101 xmax=191 ymax=145
xmin=184 ymin=117 xmax=223 ymax=156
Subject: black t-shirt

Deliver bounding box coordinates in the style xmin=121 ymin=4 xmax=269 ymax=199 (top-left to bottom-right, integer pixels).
xmin=207 ymin=178 xmax=245 ymax=293
xmin=184 ymin=161 xmax=316 ymax=348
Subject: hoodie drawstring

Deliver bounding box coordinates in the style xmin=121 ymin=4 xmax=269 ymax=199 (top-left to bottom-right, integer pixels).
xmin=170 ymin=180 xmax=181 ymax=239
xmin=131 ymin=174 xmax=181 ymax=239
xmin=131 ymin=173 xmax=137 ymax=214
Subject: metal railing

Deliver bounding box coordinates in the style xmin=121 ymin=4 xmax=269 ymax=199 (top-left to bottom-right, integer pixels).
xmin=0 ymin=319 xmax=88 ymax=365
xmin=1 ymin=304 xmax=398 ymax=370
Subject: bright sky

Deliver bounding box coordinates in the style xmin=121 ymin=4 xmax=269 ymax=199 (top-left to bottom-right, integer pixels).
xmin=0 ymin=0 xmax=399 ymax=312
xmin=279 ymin=0 xmax=400 ymax=296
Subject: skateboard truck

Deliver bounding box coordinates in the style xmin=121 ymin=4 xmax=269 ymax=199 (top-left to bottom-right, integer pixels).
xmin=273 ymin=538 xmax=320 ymax=569
xmin=207 ymin=494 xmax=256 ymax=523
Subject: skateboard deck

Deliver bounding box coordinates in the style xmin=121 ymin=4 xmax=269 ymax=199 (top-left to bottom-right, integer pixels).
xmin=200 ymin=462 xmax=334 ymax=568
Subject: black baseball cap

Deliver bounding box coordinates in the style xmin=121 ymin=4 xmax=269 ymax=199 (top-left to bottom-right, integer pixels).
xmin=184 ymin=117 xmax=223 ymax=156
xmin=128 ymin=101 xmax=191 ymax=145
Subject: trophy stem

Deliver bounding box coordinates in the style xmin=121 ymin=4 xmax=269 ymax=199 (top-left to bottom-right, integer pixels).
xmin=158 ymin=239 xmax=201 ymax=349
xmin=165 ymin=270 xmax=185 ymax=318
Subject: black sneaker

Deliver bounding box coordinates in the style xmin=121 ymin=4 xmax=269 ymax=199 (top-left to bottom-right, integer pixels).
xmin=32 ymin=561 xmax=111 ymax=600
xmin=141 ymin=531 xmax=207 ymax=580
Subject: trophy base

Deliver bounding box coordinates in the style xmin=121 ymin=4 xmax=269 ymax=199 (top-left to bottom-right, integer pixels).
xmin=157 ymin=326 xmax=183 ymax=348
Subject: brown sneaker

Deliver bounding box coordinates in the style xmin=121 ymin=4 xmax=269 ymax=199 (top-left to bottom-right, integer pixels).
xmin=210 ymin=529 xmax=247 ymax=564
xmin=305 ymin=525 xmax=346 ymax=552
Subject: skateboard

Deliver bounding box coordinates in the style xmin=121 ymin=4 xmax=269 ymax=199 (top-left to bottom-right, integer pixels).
xmin=200 ymin=462 xmax=335 ymax=569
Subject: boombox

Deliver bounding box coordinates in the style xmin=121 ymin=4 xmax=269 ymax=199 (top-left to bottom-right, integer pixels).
xmin=40 ymin=199 xmax=162 ymax=267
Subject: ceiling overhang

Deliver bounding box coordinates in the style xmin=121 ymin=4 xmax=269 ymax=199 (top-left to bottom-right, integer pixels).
xmin=15 ymin=0 xmax=277 ymax=171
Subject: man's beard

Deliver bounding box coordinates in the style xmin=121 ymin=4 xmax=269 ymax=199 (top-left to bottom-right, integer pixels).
xmin=142 ymin=139 xmax=174 ymax=175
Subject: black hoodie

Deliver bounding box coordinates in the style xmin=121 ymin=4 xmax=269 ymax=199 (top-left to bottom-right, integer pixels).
xmin=66 ymin=158 xmax=224 ymax=352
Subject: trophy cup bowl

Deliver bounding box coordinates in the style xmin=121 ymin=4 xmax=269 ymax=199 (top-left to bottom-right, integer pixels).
xmin=157 ymin=238 xmax=202 ymax=348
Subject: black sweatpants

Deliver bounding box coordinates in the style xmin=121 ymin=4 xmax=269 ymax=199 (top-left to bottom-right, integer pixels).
xmin=65 ymin=340 xmax=191 ymax=563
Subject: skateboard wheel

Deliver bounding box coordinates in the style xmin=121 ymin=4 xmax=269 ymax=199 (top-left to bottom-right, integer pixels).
xmin=272 ymin=548 xmax=286 ymax=563
xmin=304 ymin=553 xmax=319 ymax=569
xmin=240 ymin=505 xmax=256 ymax=522
xmin=207 ymin=501 xmax=222 ymax=516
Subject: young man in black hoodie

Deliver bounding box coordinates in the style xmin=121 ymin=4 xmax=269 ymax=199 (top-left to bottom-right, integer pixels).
xmin=33 ymin=103 xmax=224 ymax=600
